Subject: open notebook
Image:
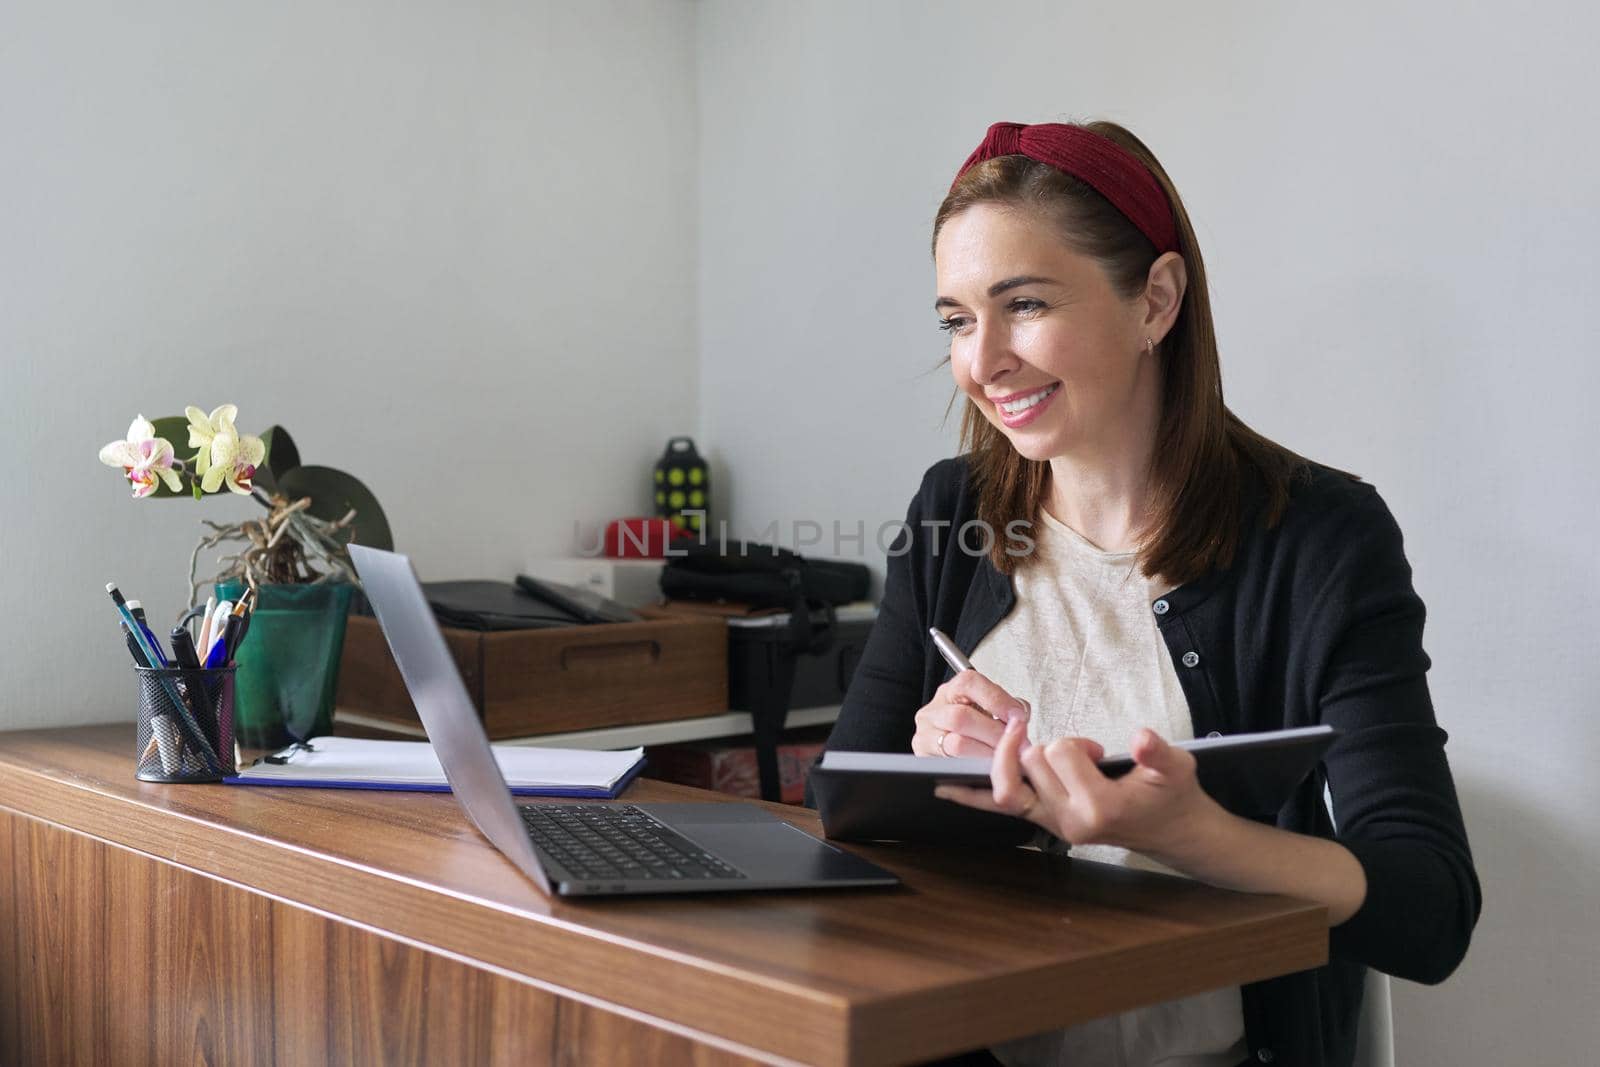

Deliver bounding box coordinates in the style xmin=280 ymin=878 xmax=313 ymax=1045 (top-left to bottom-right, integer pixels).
xmin=811 ymin=725 xmax=1338 ymax=843
xmin=225 ymin=736 xmax=646 ymax=798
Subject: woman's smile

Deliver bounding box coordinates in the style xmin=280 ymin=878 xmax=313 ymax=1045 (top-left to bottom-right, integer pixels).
xmin=990 ymin=382 xmax=1061 ymax=427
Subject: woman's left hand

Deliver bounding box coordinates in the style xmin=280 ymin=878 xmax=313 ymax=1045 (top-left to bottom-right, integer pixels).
xmin=935 ymin=715 xmax=1224 ymax=858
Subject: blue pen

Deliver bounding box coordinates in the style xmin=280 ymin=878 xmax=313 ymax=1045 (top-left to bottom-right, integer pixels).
xmin=203 ymin=630 xmax=230 ymax=669
xmin=107 ymin=583 xmax=220 ymax=772
xmin=205 ymin=598 xmax=250 ymax=668
xmin=127 ymin=599 xmax=169 ymax=667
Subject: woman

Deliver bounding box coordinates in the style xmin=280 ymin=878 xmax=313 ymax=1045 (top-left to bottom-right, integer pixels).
xmin=821 ymin=121 xmax=1480 ymax=1067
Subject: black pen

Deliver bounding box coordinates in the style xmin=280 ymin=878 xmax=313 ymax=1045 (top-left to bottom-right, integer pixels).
xmin=171 ymin=625 xmax=221 ymax=752
xmin=230 ymin=610 xmax=251 ymax=661
xmin=217 ymin=608 xmax=246 ymax=666
xmin=223 ymin=591 xmax=255 ymax=664
xmin=121 ymin=621 xmax=151 ymax=669
xmin=170 ymin=626 xmax=203 ymax=670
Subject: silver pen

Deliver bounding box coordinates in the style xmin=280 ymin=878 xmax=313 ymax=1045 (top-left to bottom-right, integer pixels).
xmin=929 ymin=627 xmax=1017 ymax=723
xmin=928 ymin=627 xmax=973 ymax=674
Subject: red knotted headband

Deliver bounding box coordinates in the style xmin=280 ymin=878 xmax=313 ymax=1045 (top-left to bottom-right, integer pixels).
xmin=950 ymin=121 xmax=1179 ymax=255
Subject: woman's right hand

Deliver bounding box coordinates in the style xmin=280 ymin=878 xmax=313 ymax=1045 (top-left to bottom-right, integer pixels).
xmin=912 ymin=670 xmax=1030 ymax=758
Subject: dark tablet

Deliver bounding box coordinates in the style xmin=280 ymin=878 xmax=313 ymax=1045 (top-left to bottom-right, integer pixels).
xmin=514 ymin=575 xmax=642 ymax=625
xmin=810 ymin=725 xmax=1338 ymax=845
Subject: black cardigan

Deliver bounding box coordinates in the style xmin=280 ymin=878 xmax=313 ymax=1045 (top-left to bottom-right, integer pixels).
xmin=820 ymin=456 xmax=1480 ymax=1067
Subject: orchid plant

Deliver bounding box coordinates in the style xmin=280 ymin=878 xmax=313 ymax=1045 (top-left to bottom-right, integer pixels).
xmin=98 ymin=404 xmax=391 ymax=603
xmin=99 ymin=405 xmax=265 ymax=499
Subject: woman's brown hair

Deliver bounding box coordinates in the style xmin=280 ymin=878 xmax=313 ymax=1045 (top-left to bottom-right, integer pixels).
xmin=932 ymin=120 xmax=1328 ymax=586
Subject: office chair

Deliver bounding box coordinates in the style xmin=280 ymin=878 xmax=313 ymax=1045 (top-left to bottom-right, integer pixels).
xmin=1353 ymin=967 xmax=1396 ymax=1067
xmin=1326 ymin=783 xmax=1396 ymax=1067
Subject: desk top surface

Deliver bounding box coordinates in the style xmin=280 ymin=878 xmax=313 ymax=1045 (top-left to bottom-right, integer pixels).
xmin=0 ymin=724 xmax=1326 ymax=1065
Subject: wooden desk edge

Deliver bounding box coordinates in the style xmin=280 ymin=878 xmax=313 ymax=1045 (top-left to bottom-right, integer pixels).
xmin=0 ymin=727 xmax=1329 ymax=1066
xmin=847 ymin=905 xmax=1327 ymax=1062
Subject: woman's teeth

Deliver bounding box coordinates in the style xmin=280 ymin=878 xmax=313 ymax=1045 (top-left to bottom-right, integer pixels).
xmin=997 ymin=384 xmax=1059 ymax=414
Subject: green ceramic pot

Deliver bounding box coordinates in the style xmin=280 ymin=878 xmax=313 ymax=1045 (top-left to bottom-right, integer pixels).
xmin=215 ymin=579 xmax=354 ymax=750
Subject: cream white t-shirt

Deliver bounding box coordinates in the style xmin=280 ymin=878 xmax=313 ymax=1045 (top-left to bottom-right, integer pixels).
xmin=969 ymin=506 xmax=1247 ymax=1067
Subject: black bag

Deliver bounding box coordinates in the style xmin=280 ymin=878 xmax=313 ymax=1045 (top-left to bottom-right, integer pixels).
xmin=659 ymin=542 xmax=870 ymax=654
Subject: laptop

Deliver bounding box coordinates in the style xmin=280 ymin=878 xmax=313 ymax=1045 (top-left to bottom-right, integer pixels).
xmin=347 ymin=544 xmax=899 ymax=897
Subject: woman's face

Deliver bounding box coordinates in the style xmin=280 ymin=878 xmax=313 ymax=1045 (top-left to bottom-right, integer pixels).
xmin=934 ymin=203 xmax=1153 ymax=463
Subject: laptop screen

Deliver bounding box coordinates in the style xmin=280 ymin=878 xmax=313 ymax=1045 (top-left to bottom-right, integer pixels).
xmin=347 ymin=544 xmax=551 ymax=894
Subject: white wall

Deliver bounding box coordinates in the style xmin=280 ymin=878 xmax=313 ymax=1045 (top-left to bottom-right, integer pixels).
xmin=697 ymin=1 xmax=1599 ymax=1063
xmin=0 ymin=0 xmax=699 ymax=725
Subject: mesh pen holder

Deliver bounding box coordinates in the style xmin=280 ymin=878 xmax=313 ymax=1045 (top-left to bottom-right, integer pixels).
xmin=134 ymin=665 xmax=237 ymax=783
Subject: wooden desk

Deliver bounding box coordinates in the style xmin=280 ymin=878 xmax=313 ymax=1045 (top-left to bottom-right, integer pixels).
xmin=0 ymin=725 xmax=1326 ymax=1065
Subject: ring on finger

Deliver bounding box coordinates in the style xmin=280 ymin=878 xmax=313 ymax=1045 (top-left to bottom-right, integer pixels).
xmin=937 ymin=729 xmax=950 ymax=756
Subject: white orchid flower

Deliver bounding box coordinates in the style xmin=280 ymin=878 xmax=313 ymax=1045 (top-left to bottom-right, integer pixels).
xmin=200 ymin=428 xmax=267 ymax=495
xmin=98 ymin=415 xmax=183 ymax=498
xmin=185 ymin=404 xmax=239 ymax=482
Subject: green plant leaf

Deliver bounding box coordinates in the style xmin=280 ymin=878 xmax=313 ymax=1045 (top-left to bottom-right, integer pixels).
xmin=253 ymin=425 xmax=301 ymax=496
xmin=276 ymin=465 xmax=394 ymax=551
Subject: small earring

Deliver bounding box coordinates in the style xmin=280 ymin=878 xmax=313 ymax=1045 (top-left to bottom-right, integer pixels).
xmin=1144 ymin=337 xmax=1154 ymax=355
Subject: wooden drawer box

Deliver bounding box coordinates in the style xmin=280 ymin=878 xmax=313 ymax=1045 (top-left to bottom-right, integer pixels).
xmin=335 ymin=609 xmax=728 ymax=739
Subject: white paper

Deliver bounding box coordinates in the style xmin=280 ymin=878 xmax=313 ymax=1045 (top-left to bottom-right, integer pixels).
xmin=235 ymin=736 xmax=644 ymax=789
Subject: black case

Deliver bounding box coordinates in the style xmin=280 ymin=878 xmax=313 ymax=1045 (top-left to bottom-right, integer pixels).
xmin=659 ymin=543 xmax=869 ymax=615
xmin=714 ymin=606 xmax=876 ymax=802
xmin=727 ymin=609 xmax=874 ymax=713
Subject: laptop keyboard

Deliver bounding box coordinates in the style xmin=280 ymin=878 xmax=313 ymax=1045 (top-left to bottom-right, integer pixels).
xmin=519 ymin=804 xmax=748 ymax=882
